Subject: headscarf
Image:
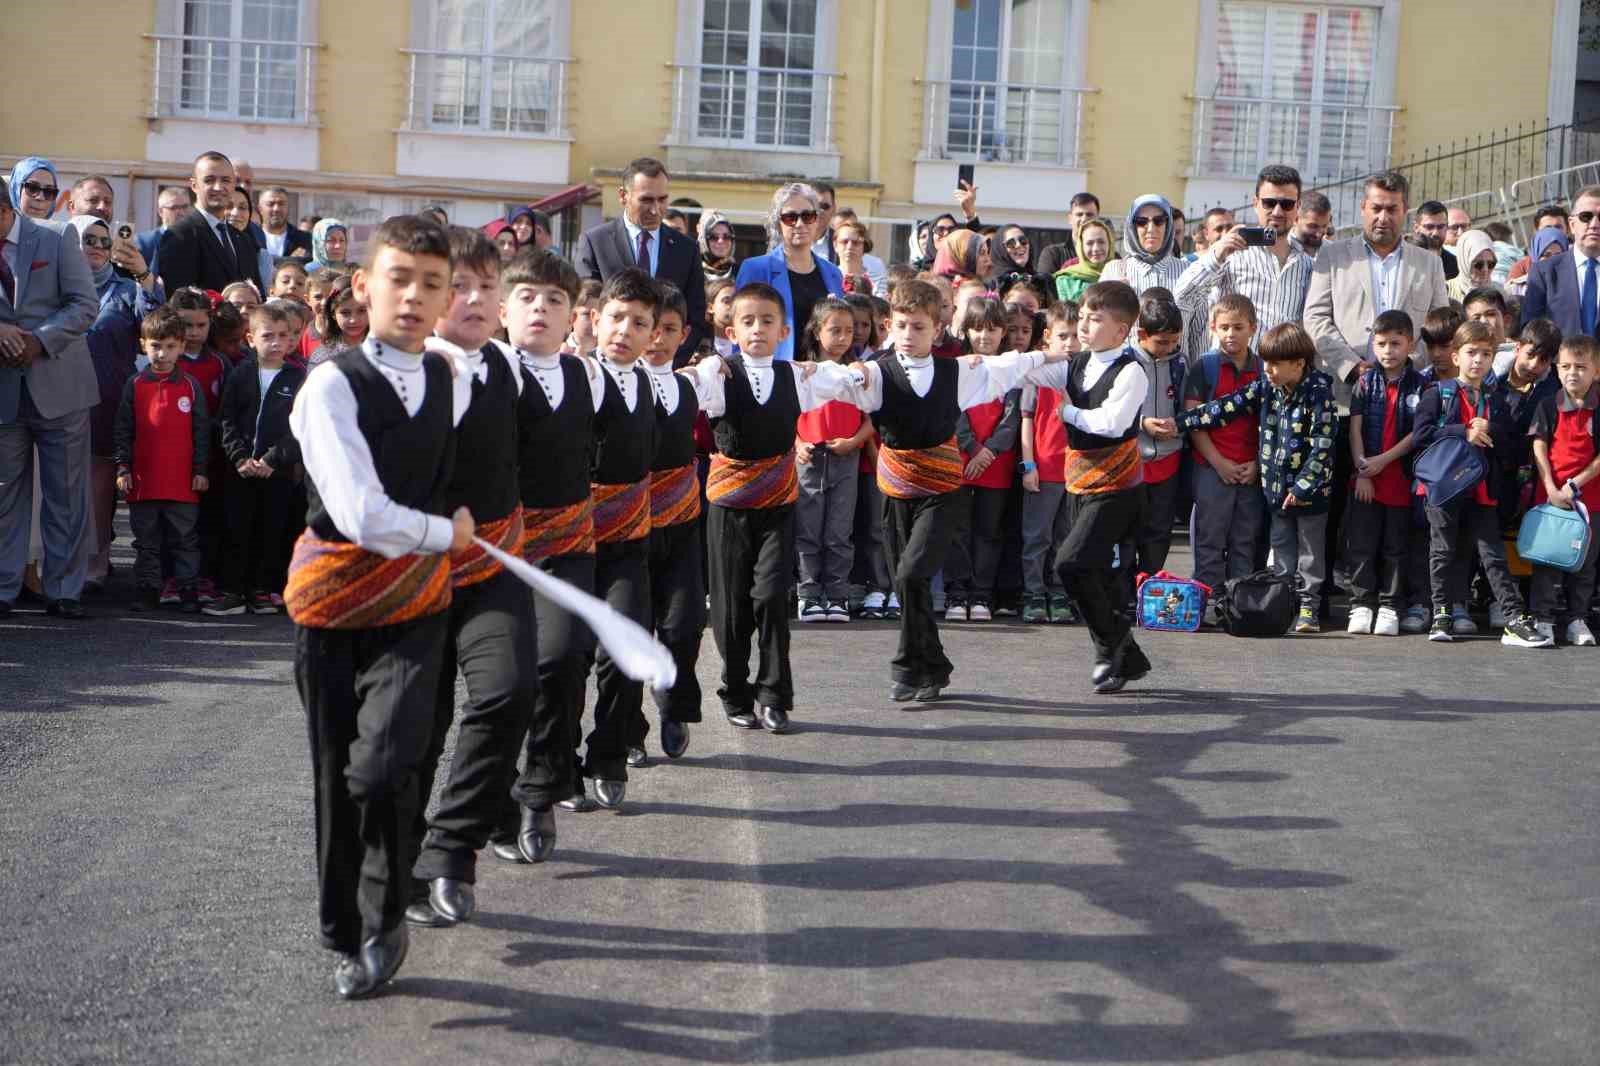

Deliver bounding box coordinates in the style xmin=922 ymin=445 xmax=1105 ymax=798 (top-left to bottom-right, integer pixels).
xmin=68 ymin=215 xmax=115 ymax=291
xmin=698 ymin=209 xmax=736 ymax=283
xmin=1531 ymin=227 xmax=1570 ymax=262
xmin=8 ymin=156 xmax=60 ymax=218
xmin=931 ymin=229 xmax=988 ymax=283
xmin=1058 ymin=217 xmax=1118 ymax=282
xmin=1448 ymin=229 xmax=1497 ymax=300
xmin=910 ymin=220 xmax=935 ymax=270
xmin=506 ymin=205 xmax=536 ymax=231
xmin=308 ymin=217 xmax=348 ymax=271
xmin=995 ymin=225 xmax=1034 ymax=273
xmin=1121 ymin=194 xmax=1176 ymax=265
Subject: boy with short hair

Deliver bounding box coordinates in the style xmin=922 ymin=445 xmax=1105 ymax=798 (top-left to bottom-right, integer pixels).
xmin=168 ymin=286 xmax=233 ymax=602
xmin=114 ymin=307 xmax=211 ymax=614
xmin=207 ymin=303 xmax=305 ymax=615
xmin=564 ymin=278 xmax=602 ymax=355
xmin=284 ymin=214 xmax=476 ymax=998
xmin=1411 ymin=321 xmax=1550 ymax=647
xmin=1488 ymin=318 xmax=1562 ymax=549
xmin=1345 ymin=310 xmax=1425 ymax=635
xmin=1419 ymin=306 xmax=1465 ymax=384
xmin=1526 ymin=335 xmax=1600 ymax=646
xmin=1131 ymin=288 xmax=1188 ymax=583
xmin=271 ymin=258 xmax=309 ymax=302
xmin=1185 ymin=293 xmax=1264 ymax=610
xmin=1019 ymin=300 xmax=1080 ymax=623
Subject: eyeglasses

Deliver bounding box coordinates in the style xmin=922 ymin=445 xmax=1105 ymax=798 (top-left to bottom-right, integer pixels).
xmin=779 ymin=210 xmax=818 ymax=227
xmin=1003 ymin=236 xmax=1029 ymax=248
xmin=932 ymin=224 xmax=955 ymax=236
xmin=80 ymin=235 xmax=114 ymax=250
xmin=1259 ymin=197 xmax=1298 ymax=211
xmin=708 ymin=231 xmax=733 ymax=243
xmin=1132 ymin=216 xmax=1167 ymax=229
xmin=1574 ymin=211 xmax=1600 ymax=224
xmin=20 ymin=180 xmax=58 ymax=200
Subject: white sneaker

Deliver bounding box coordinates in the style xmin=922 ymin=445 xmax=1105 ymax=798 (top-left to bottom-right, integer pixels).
xmin=799 ymin=599 xmax=826 ymax=623
xmin=968 ymin=602 xmax=992 ymax=622
xmin=825 ymin=601 xmax=851 ymax=623
xmin=1567 ymin=619 xmax=1597 ymax=647
xmin=1400 ymin=605 xmax=1430 ymax=634
xmin=1451 ymin=605 xmax=1478 ymax=636
xmin=886 ymin=592 xmax=900 ymax=614
xmin=1374 ymin=607 xmax=1401 ymax=636
xmin=1488 ymin=603 xmax=1509 ymax=630
xmin=861 ymin=590 xmax=886 ymax=612
xmin=944 ymin=602 xmax=968 ymax=622
xmin=1346 ymin=606 xmax=1374 ymax=634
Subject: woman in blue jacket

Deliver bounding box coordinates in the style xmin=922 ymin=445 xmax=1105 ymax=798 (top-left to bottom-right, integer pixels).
xmin=734 ymin=183 xmax=844 ymax=361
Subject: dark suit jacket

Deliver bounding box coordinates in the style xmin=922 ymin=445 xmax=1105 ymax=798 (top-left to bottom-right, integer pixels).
xmin=135 ymin=227 xmax=165 ymax=280
xmin=158 ymin=210 xmax=264 ymax=295
xmin=262 ymin=225 xmax=313 ymax=259
xmin=1519 ymin=249 xmax=1597 ymax=339
xmin=577 ymin=218 xmax=707 ymax=363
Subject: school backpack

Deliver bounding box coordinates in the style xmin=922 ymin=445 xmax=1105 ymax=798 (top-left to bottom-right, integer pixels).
xmin=1215 ymin=569 xmax=1297 ymax=637
xmin=1516 ymin=499 xmax=1593 ymax=573
xmin=1412 ymin=380 xmax=1489 ymax=508
xmin=1135 ymin=571 xmax=1210 ymax=632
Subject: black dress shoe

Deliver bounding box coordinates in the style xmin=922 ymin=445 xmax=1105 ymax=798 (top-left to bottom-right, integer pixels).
xmin=626 ymin=746 xmax=649 ymax=768
xmin=490 ymin=840 xmax=528 ymax=863
xmin=660 ymin=719 xmax=690 ymax=758
xmin=405 ymin=899 xmax=451 ymax=927
xmin=429 ymin=877 xmax=475 ymax=923
xmin=46 ymin=598 xmax=86 ymax=619
xmin=1121 ymin=643 xmax=1152 ymax=683
xmin=726 ymin=709 xmax=760 ymax=729
xmin=0 ymin=599 xmax=12 ymax=617
xmin=518 ymin=806 xmax=557 ymax=863
xmin=1092 ymin=671 xmax=1127 ymax=694
xmin=334 ymin=924 xmax=408 ymax=1000
xmin=890 ymin=682 xmax=918 ymax=702
xmin=594 ymin=779 xmax=626 ymax=809
xmin=557 ymin=790 xmax=598 ymax=813
xmin=1090 ymin=659 xmax=1115 ymax=686
xmin=756 ymin=705 xmax=791 ymax=734
xmin=914 ymin=684 xmax=944 ymax=702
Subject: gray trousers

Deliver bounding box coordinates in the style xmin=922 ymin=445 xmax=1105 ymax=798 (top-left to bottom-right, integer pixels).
xmin=1269 ymin=507 xmax=1329 ymax=610
xmin=1191 ymin=463 xmax=1265 ymax=591
xmin=1021 ymin=481 xmax=1071 ymax=597
xmin=795 ymin=449 xmax=858 ymax=602
xmin=0 ymin=404 xmax=91 ymax=602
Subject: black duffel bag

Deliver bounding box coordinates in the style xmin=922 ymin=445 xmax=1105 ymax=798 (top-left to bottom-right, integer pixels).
xmin=1216 ymin=569 xmax=1296 ymax=637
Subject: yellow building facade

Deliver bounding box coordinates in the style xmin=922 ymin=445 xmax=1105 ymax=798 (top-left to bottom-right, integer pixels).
xmin=2 ymin=0 xmax=1581 ymax=251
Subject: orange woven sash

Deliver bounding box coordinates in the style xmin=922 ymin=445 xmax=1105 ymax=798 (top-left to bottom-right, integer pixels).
xmin=592 ymin=479 xmax=652 ymax=543
xmin=1064 ymin=439 xmax=1143 ymax=495
xmin=285 ymin=532 xmax=451 ymax=629
xmin=707 ymin=450 xmax=798 ymax=509
xmin=449 ymin=508 xmax=525 ymax=588
xmin=521 ymin=498 xmax=595 ymax=562
xmin=876 ymin=439 xmax=963 ymax=499
xmin=650 ymin=462 xmax=702 ymax=529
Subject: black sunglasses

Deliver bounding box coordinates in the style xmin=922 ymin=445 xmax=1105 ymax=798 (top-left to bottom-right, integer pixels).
xmin=20 ymin=180 xmax=58 ymax=200
xmin=779 ymin=210 xmax=818 ymax=226
xmin=1574 ymin=211 xmax=1600 ymax=224
xmin=1259 ymin=197 xmax=1297 ymax=211
xmin=1133 ymin=216 xmax=1167 ymax=229
xmin=1003 ymin=236 xmax=1029 ymax=248
xmin=80 ymin=234 xmax=114 ymax=250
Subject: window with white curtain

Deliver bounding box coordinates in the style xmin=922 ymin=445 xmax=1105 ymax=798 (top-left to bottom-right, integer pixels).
xmin=944 ymin=0 xmax=1077 ymax=165
xmin=179 ymin=0 xmax=303 ymax=120
xmin=428 ymin=0 xmax=558 ymax=134
xmin=1202 ymin=2 xmax=1381 ymax=180
xmin=696 ymin=0 xmax=820 ymax=147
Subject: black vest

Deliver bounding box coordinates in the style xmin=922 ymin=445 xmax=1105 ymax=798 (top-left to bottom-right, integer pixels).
xmin=592 ymin=363 xmax=656 ymax=485
xmin=871 ymin=355 xmax=959 ymax=449
xmin=517 ymin=356 xmax=593 ymax=509
xmin=1063 ymin=350 xmax=1141 ymax=451
xmin=306 ymin=348 xmax=455 ymax=542
xmin=711 ymin=359 xmax=801 ymax=460
xmin=446 ymin=345 xmax=519 ymax=523
xmin=651 ymin=372 xmax=700 ymax=472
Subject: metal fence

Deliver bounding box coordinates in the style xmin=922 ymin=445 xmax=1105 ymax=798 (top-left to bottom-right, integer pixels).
xmin=918 ymin=79 xmax=1097 ymax=168
xmin=400 ymin=50 xmax=572 ymax=137
xmin=666 ymin=64 xmax=842 ymax=154
xmin=145 ymin=33 xmax=322 ymax=125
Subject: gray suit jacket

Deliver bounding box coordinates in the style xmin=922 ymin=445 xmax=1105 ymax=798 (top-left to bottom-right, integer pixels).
xmin=1303 ymin=235 xmax=1448 ymax=414
xmin=0 ymin=216 xmax=99 ymax=421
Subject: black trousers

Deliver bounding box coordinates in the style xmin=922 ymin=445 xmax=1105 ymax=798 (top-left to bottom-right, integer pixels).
xmin=584 ymin=537 xmax=650 ymax=782
xmin=1136 ymin=476 xmax=1181 ymax=577
xmin=1346 ymin=498 xmax=1411 ymax=609
xmin=647 ymin=518 xmax=706 ymax=734
xmin=1056 ymin=489 xmax=1146 ymax=664
xmin=197 ymin=460 xmax=227 ymax=580
xmin=1425 ymin=498 xmax=1525 ymax=614
xmin=943 ymin=485 xmax=1009 ymax=603
xmin=1323 ymin=416 xmax=1354 ymax=580
xmin=221 ymin=472 xmax=295 ymax=594
xmin=129 ymin=499 xmax=199 ymax=591
xmin=410 ymin=570 xmax=538 ymax=887
xmin=882 ymin=492 xmax=959 ymax=688
xmin=707 ymin=503 xmax=795 ymax=713
xmin=296 ymin=614 xmax=447 ymax=953
xmin=507 ymin=551 xmax=595 ymax=815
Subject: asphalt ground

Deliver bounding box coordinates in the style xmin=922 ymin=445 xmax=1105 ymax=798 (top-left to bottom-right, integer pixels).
xmin=1 ymin=540 xmax=1597 ymax=1065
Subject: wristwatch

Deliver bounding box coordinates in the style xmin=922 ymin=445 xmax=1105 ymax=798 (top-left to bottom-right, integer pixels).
xmin=1018 ymin=459 xmax=1037 ymax=474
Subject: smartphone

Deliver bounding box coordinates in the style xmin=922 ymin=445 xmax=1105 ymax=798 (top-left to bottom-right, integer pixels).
xmin=1238 ymin=226 xmax=1277 ymax=246
xmin=113 ymin=220 xmax=136 ymax=243
xmin=957 ymin=163 xmax=975 ymax=190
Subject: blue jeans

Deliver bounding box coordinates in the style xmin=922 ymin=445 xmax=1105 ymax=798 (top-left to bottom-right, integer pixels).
xmin=0 ymin=389 xmax=91 ymax=602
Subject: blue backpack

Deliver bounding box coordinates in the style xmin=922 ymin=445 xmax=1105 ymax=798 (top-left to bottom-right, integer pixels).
xmin=1412 ymin=380 xmax=1489 ymax=508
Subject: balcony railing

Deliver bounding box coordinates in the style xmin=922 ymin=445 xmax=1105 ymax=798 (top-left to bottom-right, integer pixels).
xmin=1189 ymin=94 xmax=1401 ymax=184
xmin=145 ymin=33 xmax=322 ymax=125
xmin=401 ymin=50 xmax=572 ymax=138
xmin=918 ymin=79 xmax=1096 ymax=168
xmin=667 ymin=63 xmax=841 ymax=154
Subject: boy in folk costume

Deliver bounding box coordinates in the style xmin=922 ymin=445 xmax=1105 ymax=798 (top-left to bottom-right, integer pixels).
xmin=839 ymin=279 xmax=1068 ymax=702
xmin=678 ymin=282 xmax=861 ymax=734
xmin=284 ymin=215 xmax=475 ymax=999
xmin=405 ymin=227 xmax=537 ymax=928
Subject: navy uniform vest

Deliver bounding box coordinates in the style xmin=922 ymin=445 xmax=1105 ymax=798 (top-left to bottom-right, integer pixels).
xmin=1063 ymin=350 xmax=1141 ymax=451
xmin=871 ymin=355 xmax=959 ymax=450
xmin=517 ymin=356 xmax=594 ymax=509
xmin=712 ymin=358 xmax=801 ymax=460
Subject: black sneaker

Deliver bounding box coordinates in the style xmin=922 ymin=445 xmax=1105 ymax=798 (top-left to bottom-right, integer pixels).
xmin=203 ymin=593 xmax=248 ymax=616
xmin=130 ymin=588 xmax=160 ymax=613
xmin=1427 ymin=610 xmax=1453 ymax=643
xmin=248 ymin=591 xmax=279 ymax=615
xmin=1501 ymin=614 xmax=1554 ymax=648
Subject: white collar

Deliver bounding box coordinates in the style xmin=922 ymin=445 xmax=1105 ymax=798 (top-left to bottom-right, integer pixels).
xmin=364 ymin=336 xmax=424 ymax=370
xmin=516 ymin=345 xmax=561 ymax=371
xmin=1363 ymin=238 xmax=1403 ymax=262
xmin=623 ymin=217 xmax=661 ymax=242
xmin=1090 ymin=346 xmax=1125 ymax=364
xmin=1575 ymin=248 xmax=1600 ymax=266
xmin=263 ymin=222 xmax=288 ymax=238
xmin=5 ymin=214 xmax=19 ymax=245
xmin=644 ymin=361 xmax=676 ymax=378
xmin=196 ymin=206 xmax=228 ymax=231
xmin=742 ymin=353 xmax=775 ymax=369
xmin=601 ymin=355 xmax=639 ymax=376
xmin=896 ymin=352 xmax=932 ymax=369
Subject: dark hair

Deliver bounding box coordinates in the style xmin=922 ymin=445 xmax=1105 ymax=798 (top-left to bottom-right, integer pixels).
xmin=1534 ymin=204 xmax=1567 ymax=226
xmin=1203 ymin=207 xmax=1234 ymax=225
xmin=364 ymin=214 xmax=451 ymax=268
xmin=1138 ymin=288 xmax=1184 ymax=335
xmin=1421 ymin=306 xmax=1465 ymax=348
xmin=664 ymin=208 xmax=687 ymax=225
xmin=169 ymin=286 xmax=213 ymax=314
xmin=208 ymin=301 xmax=245 ymax=347
xmin=958 ymin=296 xmax=1009 ymax=351
xmin=622 ymin=157 xmax=669 ymax=187
xmin=273 ymin=257 xmax=307 ymax=279
xmin=192 ymin=150 xmax=232 ymax=170
xmin=802 ymin=295 xmax=856 ymax=360
xmin=1258 ymin=323 xmax=1317 ymax=368
xmin=704 ymin=276 xmax=734 ymax=316
xmin=1255 ymin=164 xmax=1302 ymax=196
xmin=1416 ymin=200 xmax=1448 ymax=218
xmin=248 ymin=302 xmax=295 ymax=331
xmin=810 ymin=180 xmax=837 ymax=201
xmin=889 ymin=278 xmax=943 ymax=320
xmin=1212 ymin=292 xmax=1258 ymax=326
xmin=844 ymin=292 xmax=880 ymax=348
xmin=870 ymin=295 xmax=890 ymax=321
xmin=257 ymin=185 xmax=290 ymax=202
xmin=656 ymin=279 xmax=689 ymax=325
xmin=1080 ymin=280 xmax=1140 ymax=325
xmin=142 ymin=305 xmax=188 ymax=342
xmin=1363 ymin=170 xmax=1410 ymax=205
xmin=600 ymin=267 xmax=661 ymax=322
xmin=1463 ymin=286 xmax=1508 ymax=316
xmin=1483 ymin=221 xmax=1513 ymax=243
xmin=1559 ymin=334 xmax=1598 ymax=365
xmin=1518 ymin=317 xmax=1563 ymax=360
xmin=419 ymin=206 xmax=449 ymax=226
xmin=886 ymin=263 xmax=917 ymax=295
xmin=70 ymin=174 xmax=113 ymax=197
xmin=997 ymin=272 xmax=1052 ymax=306
xmin=732 ymin=280 xmax=787 ymax=319
xmin=1044 ymin=299 xmax=1079 ymax=331
xmin=1069 ymin=191 xmax=1099 ymax=211
xmin=447 ymin=224 xmax=502 ymax=280
xmin=1372 ymin=309 xmax=1415 ymax=339
xmin=529 ymin=209 xmax=552 ymax=235
xmin=1451 ymin=320 xmax=1499 ymax=350
xmin=501 ymin=248 xmax=580 ymax=302
xmin=1573 ymin=184 xmax=1600 ymax=207
xmin=1300 ymin=190 xmax=1332 ymax=216
xmin=320 ymin=275 xmax=362 ymax=340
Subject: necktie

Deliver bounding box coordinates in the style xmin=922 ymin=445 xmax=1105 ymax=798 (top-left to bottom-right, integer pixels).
xmin=0 ymin=239 xmax=15 ymax=306
xmin=1584 ymin=258 xmax=1597 ymax=338
xmin=215 ymin=222 xmax=236 ymax=271
xmin=636 ymin=229 xmax=651 ymax=276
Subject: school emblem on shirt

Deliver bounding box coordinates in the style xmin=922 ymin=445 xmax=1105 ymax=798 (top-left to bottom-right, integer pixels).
xmin=1406 ymin=394 xmax=1420 ymax=412
xmin=178 ymin=396 xmax=192 ymax=413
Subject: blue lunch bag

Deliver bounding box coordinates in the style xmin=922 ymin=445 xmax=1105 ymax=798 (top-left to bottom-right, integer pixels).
xmin=1136 ymin=571 xmax=1210 ymax=632
xmin=1516 ymin=498 xmax=1592 ymax=573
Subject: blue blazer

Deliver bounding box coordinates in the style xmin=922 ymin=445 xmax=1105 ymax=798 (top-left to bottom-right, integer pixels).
xmin=135 ymin=227 xmax=164 ymax=280
xmin=1520 ymin=249 xmax=1599 ymax=339
xmin=734 ymin=249 xmax=844 ymax=362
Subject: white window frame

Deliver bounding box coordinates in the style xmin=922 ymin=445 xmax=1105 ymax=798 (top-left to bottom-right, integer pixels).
xmin=154 ymin=0 xmax=319 ymax=124
xmin=406 ymin=0 xmax=572 ymax=138
xmin=1189 ymin=0 xmax=1400 ymax=181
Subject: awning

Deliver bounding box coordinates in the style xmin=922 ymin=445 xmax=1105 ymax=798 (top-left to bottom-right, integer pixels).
xmin=530 ymin=183 xmax=597 ymax=214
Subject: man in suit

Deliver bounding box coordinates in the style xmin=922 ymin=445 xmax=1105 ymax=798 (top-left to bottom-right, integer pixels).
xmin=1305 ymin=170 xmax=1449 ymax=605
xmin=577 ymin=157 xmax=706 ymax=363
xmin=257 ymin=186 xmax=312 ymax=261
xmin=0 ymin=182 xmax=100 ymax=617
xmin=1519 ymin=186 xmax=1600 ymax=338
xmin=135 ymin=185 xmax=194 ymax=284
xmin=157 ymin=151 xmax=263 ymax=295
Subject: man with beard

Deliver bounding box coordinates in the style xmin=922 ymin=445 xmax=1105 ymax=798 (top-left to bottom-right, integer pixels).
xmin=1291 ymin=191 xmax=1332 ymax=258
xmin=1412 ymin=200 xmax=1459 ymax=281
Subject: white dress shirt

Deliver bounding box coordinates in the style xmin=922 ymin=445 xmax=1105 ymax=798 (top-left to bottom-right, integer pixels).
xmin=289 ymin=336 xmax=474 ymax=558
xmin=1364 ymin=239 xmax=1404 ymax=314
xmin=455 ymin=336 xmax=523 ymax=394
xmin=622 ymin=217 xmax=661 ymax=277
xmin=196 ymin=206 xmax=235 ymax=259
xmin=1572 ymin=250 xmax=1600 ymax=318
xmin=506 ymin=339 xmax=605 ymax=412
xmin=1025 ymin=348 xmax=1149 ymax=438
xmin=682 ymin=353 xmax=859 ymax=417
xmin=849 ymin=351 xmax=1049 ymax=413
xmin=600 ymin=356 xmax=642 ymax=411
xmin=645 ymin=361 xmax=682 ymax=414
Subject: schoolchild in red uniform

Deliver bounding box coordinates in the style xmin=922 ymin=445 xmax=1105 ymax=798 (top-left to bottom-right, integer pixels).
xmin=1527 ymin=335 xmax=1600 ymax=646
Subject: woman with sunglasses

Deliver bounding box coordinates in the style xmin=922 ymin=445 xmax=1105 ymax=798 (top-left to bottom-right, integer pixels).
xmin=1102 ymin=194 xmax=1205 ymax=357
xmin=8 ymin=156 xmax=62 ymax=221
xmin=733 ymin=183 xmax=845 ymax=361
xmin=1447 ymin=229 xmax=1500 ymax=302
xmin=698 ymin=209 xmax=738 ymax=286
xmin=994 ymin=225 xmax=1037 ymax=276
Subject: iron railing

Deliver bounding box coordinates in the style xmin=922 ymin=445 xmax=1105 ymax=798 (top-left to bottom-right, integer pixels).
xmin=401 ymin=50 xmax=572 ymax=137
xmin=667 ymin=63 xmax=841 ymax=154
xmin=145 ymin=33 xmax=322 ymax=124
xmin=919 ymin=79 xmax=1096 ymax=168
xmin=1189 ymin=93 xmax=1401 ymax=185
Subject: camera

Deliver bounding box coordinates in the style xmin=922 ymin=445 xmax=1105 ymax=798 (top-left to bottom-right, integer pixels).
xmin=1237 ymin=226 xmax=1277 ymax=247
